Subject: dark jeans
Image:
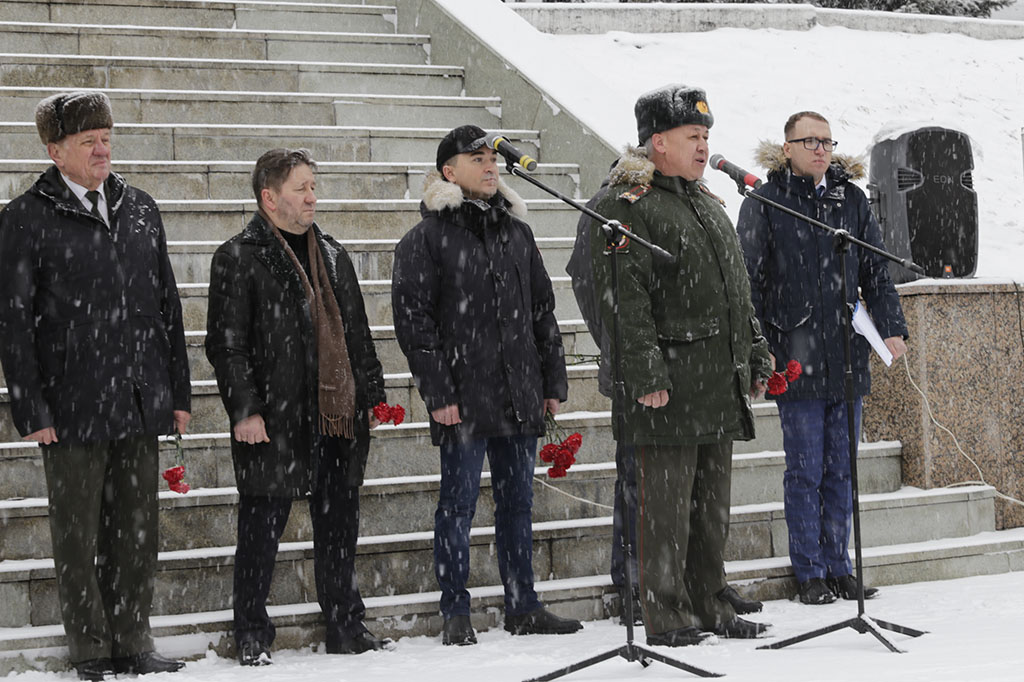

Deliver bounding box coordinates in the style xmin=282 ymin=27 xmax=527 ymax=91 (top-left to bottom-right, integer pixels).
xmin=233 ymin=461 xmax=364 ymax=647
xmin=41 ymin=435 xmax=158 ymax=663
xmin=610 ymin=441 xmax=639 ymax=589
xmin=777 ymin=398 xmax=862 ymax=584
xmin=435 ymin=434 xmax=541 ymax=619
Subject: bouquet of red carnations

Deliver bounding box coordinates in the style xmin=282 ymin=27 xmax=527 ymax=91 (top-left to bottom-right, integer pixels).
xmin=538 ymin=412 xmax=582 ymax=478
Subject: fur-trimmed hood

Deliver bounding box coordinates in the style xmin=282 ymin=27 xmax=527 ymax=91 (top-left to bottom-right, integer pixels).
xmin=753 ymin=139 xmax=865 ymax=182
xmin=420 ymin=169 xmax=527 ymax=219
xmin=607 ymin=145 xmax=657 ymax=187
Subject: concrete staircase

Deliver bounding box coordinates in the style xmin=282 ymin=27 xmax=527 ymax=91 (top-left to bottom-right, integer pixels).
xmin=2 ymin=0 xmax=1023 ymax=673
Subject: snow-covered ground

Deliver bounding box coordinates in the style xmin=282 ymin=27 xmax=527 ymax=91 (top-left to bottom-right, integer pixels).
xmin=8 ymin=571 xmax=1024 ymax=681
xmin=452 ymin=0 xmax=1023 ymax=279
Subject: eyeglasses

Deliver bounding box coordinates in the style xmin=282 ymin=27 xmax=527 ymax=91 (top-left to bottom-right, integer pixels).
xmin=787 ymin=137 xmax=838 ymax=152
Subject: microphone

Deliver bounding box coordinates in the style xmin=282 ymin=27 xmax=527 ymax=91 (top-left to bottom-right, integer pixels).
xmin=709 ymin=154 xmax=762 ymax=190
xmin=486 ymin=133 xmax=538 ymax=171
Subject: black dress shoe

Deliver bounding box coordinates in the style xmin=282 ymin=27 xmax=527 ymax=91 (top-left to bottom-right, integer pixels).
xmin=74 ymin=658 xmax=114 ymax=681
xmin=713 ymin=616 xmax=770 ymax=639
xmin=111 ymin=651 xmax=185 ymax=675
xmin=504 ymin=606 xmax=583 ymax=635
xmin=326 ymin=625 xmax=392 ymax=654
xmin=799 ymin=577 xmax=837 ymax=605
xmin=237 ymin=640 xmax=273 ymax=666
xmin=646 ymin=626 xmax=714 ymax=647
xmin=442 ymin=614 xmax=477 ymax=646
xmin=717 ymin=584 xmax=763 ymax=614
xmin=828 ymin=574 xmax=879 ymax=601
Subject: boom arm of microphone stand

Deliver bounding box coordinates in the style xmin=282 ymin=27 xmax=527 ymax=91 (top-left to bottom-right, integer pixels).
xmin=505 ymin=162 xmax=675 ymax=265
xmin=741 ymin=188 xmax=926 ymax=276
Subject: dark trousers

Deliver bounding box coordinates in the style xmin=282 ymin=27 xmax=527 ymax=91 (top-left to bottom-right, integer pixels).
xmin=41 ymin=435 xmax=159 ymax=663
xmin=233 ymin=482 xmax=364 ymax=647
xmin=435 ymin=434 xmax=541 ymax=619
xmin=610 ymin=441 xmax=639 ymax=588
xmin=777 ymin=398 xmax=862 ymax=584
xmin=637 ymin=442 xmax=734 ymax=635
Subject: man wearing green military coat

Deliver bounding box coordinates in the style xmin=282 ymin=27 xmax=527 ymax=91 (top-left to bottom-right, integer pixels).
xmin=589 ymin=84 xmax=774 ymax=647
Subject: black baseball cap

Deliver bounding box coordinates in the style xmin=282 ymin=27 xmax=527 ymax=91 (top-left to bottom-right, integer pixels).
xmin=436 ymin=124 xmax=488 ymax=171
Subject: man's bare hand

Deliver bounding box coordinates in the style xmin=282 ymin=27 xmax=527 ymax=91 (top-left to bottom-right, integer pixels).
xmin=637 ymin=390 xmax=670 ymax=409
xmin=174 ymin=410 xmax=191 ymax=435
xmin=234 ymin=413 xmax=270 ymax=444
xmin=431 ymin=404 xmax=462 ymax=426
xmin=884 ymin=336 xmax=907 ymax=362
xmin=24 ymin=427 xmax=58 ymax=445
xmin=543 ymin=399 xmax=561 ymax=417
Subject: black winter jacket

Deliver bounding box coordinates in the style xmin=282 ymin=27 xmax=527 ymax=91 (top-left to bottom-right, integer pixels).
xmin=737 ymin=146 xmax=908 ymax=402
xmin=0 ymin=166 xmax=190 ymax=442
xmin=392 ymin=171 xmax=568 ymax=446
xmin=205 ymin=214 xmax=386 ymax=496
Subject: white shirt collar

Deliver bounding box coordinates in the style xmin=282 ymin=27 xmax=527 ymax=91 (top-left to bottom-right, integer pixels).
xmin=61 ymin=172 xmax=108 ymax=225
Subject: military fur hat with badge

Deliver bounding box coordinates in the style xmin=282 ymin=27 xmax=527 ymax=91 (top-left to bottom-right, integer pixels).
xmin=35 ymin=91 xmax=114 ymax=145
xmin=634 ymin=84 xmax=714 ymax=145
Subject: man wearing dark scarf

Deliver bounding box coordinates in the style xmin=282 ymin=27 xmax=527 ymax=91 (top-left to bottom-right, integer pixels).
xmin=206 ymin=149 xmax=388 ymax=665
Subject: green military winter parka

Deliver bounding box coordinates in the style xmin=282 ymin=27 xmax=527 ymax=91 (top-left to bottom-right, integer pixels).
xmin=590 ymin=147 xmax=773 ymax=446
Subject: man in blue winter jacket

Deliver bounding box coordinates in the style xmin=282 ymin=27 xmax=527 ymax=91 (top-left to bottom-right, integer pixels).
xmin=737 ymin=111 xmax=908 ymax=606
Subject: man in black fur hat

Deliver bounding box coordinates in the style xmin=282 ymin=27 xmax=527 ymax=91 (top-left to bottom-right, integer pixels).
xmin=588 ymin=84 xmax=774 ymax=647
xmin=736 ymin=111 xmax=908 ymax=606
xmin=0 ymin=92 xmax=190 ymax=680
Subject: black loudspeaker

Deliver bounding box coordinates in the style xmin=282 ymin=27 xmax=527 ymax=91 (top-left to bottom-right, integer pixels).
xmin=868 ymin=126 xmax=978 ymax=284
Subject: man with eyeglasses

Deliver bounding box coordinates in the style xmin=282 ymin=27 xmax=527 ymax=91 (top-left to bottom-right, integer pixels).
xmin=736 ymin=111 xmax=908 ymax=606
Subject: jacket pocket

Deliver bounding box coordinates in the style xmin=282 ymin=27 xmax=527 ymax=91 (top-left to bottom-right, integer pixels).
xmin=656 ymin=316 xmax=719 ymax=343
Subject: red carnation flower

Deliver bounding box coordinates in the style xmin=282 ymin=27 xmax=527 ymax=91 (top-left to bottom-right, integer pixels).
xmin=373 ymin=402 xmax=392 ymax=423
xmin=539 ymin=442 xmax=559 ymax=464
xmin=564 ymin=432 xmax=582 ymax=455
xmin=162 ymin=435 xmax=191 ymax=495
xmin=553 ymin=446 xmax=575 ymax=470
xmin=785 ymin=360 xmax=803 ymax=383
xmin=548 ymin=466 xmax=568 ymax=479
xmin=767 ymin=372 xmax=789 ymax=396
xmin=162 ymin=465 xmax=185 ymax=485
xmin=389 ymin=404 xmax=405 ymax=426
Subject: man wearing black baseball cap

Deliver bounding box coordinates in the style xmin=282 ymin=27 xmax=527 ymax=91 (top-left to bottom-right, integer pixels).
xmin=392 ymin=125 xmax=579 ymax=646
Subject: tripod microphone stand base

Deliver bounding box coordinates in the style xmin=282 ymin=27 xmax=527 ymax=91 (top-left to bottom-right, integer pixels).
xmin=524 ymin=640 xmax=723 ymax=682
xmin=758 ymin=612 xmax=926 ymax=654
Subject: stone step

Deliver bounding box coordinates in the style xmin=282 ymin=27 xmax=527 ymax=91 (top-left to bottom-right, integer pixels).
xmin=0 ymin=405 xmax=792 ymax=498
xmin=0 ymin=58 xmax=466 ymax=98
xmin=0 ymin=316 xmax=597 ymax=389
xmin=0 ymin=20 xmax=429 ymax=63
xmin=143 ymin=198 xmax=574 ymax=241
xmin=0 ymin=86 xmax=502 ymax=128
xmin=0 ymin=0 xmax=398 ymax=33
xmin=166 ymin=236 xmax=575 ymax=283
xmin=0 ymin=440 xmax=904 ymax=561
xmin=0 ymin=363 xmax=605 ymax=442
xmin=6 ymin=523 xmax=1024 ymax=672
xmin=0 ymin=123 xmax=540 ymax=164
xmin=0 ymin=485 xmax=998 ymax=628
xmin=0 ymin=160 xmax=580 ymax=203
xmin=172 ymin=274 xmax=581 ymax=329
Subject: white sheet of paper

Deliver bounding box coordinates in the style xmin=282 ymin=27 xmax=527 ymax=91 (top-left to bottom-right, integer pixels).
xmin=852 ymin=301 xmax=893 ymax=366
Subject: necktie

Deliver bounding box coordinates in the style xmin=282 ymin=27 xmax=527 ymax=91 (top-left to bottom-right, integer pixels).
xmin=816 ymin=185 xmax=826 ymax=198
xmin=85 ymin=190 xmax=105 ymax=224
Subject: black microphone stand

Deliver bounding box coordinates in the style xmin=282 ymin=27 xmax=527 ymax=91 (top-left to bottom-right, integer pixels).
xmin=507 ymin=159 xmax=721 ymax=681
xmin=725 ymin=179 xmax=927 ymax=653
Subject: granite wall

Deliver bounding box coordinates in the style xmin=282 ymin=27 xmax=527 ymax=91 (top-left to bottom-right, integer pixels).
xmin=863 ymin=279 xmax=1024 ymax=529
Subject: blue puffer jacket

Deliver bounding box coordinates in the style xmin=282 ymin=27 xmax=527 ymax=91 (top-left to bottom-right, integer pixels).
xmin=737 ymin=143 xmax=907 ymax=402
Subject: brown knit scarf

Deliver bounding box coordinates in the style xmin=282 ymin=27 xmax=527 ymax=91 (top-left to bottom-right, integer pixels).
xmin=271 ymin=224 xmax=355 ymax=439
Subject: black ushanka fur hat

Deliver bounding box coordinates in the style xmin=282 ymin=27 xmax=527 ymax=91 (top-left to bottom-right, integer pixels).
xmin=634 ymin=84 xmax=714 ymax=145
xmin=35 ymin=91 xmax=114 ymax=145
